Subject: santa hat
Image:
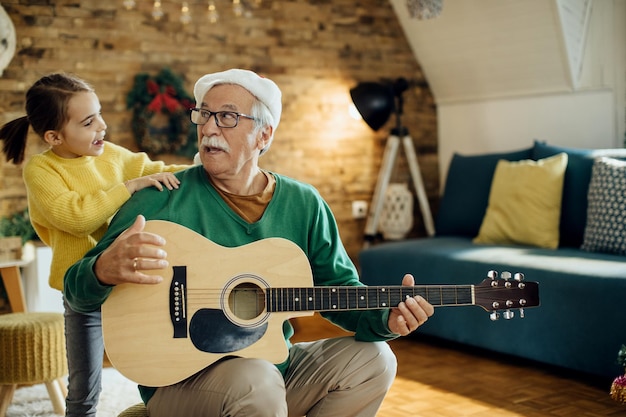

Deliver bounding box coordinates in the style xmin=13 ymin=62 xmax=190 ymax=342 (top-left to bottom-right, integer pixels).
xmin=193 ymin=69 xmax=282 ymax=154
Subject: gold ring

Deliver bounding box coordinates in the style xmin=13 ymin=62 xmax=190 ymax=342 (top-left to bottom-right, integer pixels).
xmin=133 ymin=258 xmax=138 ymax=271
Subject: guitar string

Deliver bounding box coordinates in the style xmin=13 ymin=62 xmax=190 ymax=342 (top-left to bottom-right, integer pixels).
xmin=174 ymin=286 xmax=528 ymax=309
xmin=182 ymin=286 xmax=522 ymax=295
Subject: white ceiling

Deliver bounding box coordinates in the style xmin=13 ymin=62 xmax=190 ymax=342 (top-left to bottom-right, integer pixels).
xmin=389 ymin=0 xmax=600 ymax=104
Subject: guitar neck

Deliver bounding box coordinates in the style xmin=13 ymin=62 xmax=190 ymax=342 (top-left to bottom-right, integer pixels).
xmin=267 ymin=285 xmax=474 ymax=313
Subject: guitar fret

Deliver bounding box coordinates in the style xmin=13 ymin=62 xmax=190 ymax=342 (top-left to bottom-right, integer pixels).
xmin=304 ymin=288 xmax=315 ymax=311
xmin=366 ymin=287 xmax=376 ymax=308
xmin=319 ymin=288 xmax=330 ymax=311
xmin=274 ymin=288 xmax=278 ymax=311
xmin=329 ymin=287 xmax=336 ymax=309
xmin=399 ymin=287 xmax=407 ymax=306
xmin=347 ymin=287 xmax=356 ymax=309
xmin=294 ymin=288 xmax=298 ymax=310
xmin=282 ymin=288 xmax=287 ymax=311
xmin=313 ymin=288 xmax=319 ymax=311
xmin=340 ymin=287 xmax=348 ymax=310
xmin=443 ymin=287 xmax=456 ymax=305
xmin=357 ymin=287 xmax=367 ymax=309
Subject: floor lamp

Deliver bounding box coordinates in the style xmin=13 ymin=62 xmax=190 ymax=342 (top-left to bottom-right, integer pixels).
xmin=350 ymin=78 xmax=435 ymax=247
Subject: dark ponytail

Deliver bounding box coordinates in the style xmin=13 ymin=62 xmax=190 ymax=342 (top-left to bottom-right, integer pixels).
xmin=0 ymin=73 xmax=93 ymax=164
xmin=0 ymin=116 xmax=30 ymax=164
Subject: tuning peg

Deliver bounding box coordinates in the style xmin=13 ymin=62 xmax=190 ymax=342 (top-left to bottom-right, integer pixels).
xmin=487 ymin=270 xmax=498 ymax=280
xmin=490 ymin=311 xmax=500 ymax=321
xmin=503 ymin=309 xmax=515 ymax=320
xmin=514 ymin=272 xmax=524 ymax=281
xmin=500 ymin=271 xmax=513 ymax=287
xmin=519 ymin=308 xmax=525 ymax=318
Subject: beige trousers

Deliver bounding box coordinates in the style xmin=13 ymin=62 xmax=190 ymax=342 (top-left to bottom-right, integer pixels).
xmin=146 ymin=336 xmax=397 ymax=417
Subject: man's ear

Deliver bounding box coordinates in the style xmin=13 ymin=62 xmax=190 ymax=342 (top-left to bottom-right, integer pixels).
xmin=257 ymin=125 xmax=273 ymax=151
xmin=43 ymin=130 xmax=60 ymax=146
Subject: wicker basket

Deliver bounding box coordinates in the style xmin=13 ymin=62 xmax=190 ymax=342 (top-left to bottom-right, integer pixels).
xmin=0 ymin=237 xmax=22 ymax=262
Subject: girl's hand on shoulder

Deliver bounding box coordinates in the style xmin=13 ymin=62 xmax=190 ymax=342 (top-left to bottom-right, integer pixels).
xmin=125 ymin=173 xmax=181 ymax=194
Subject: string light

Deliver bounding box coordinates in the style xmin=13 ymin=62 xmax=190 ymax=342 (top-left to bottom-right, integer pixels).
xmin=232 ymin=0 xmax=243 ymax=17
xmin=123 ymin=1 xmax=260 ymax=24
xmin=152 ymin=0 xmax=164 ymax=20
xmin=180 ymin=1 xmax=191 ymax=24
xmin=207 ymin=0 xmax=219 ymax=23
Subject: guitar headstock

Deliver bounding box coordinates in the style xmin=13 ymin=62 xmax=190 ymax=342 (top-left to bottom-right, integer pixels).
xmin=474 ymin=270 xmax=539 ymax=320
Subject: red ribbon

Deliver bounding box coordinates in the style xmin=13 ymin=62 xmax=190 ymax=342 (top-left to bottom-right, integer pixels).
xmin=146 ymin=81 xmax=183 ymax=113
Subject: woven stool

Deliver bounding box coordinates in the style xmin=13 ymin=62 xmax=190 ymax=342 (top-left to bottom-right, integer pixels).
xmin=0 ymin=312 xmax=68 ymax=416
xmin=118 ymin=403 xmax=148 ymax=417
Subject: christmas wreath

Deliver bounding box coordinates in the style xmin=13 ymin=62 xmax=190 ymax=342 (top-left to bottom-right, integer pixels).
xmin=126 ymin=68 xmax=197 ymax=158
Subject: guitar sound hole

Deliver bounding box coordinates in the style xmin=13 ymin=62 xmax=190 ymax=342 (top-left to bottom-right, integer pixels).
xmin=229 ymin=283 xmax=265 ymax=320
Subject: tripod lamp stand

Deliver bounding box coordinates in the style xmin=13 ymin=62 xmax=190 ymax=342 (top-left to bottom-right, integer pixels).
xmin=350 ymin=78 xmax=435 ymax=246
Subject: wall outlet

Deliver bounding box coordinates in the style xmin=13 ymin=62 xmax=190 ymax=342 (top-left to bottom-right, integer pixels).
xmin=352 ymin=200 xmax=368 ymax=219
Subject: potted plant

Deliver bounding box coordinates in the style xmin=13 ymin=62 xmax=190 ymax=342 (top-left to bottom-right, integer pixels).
xmin=0 ymin=208 xmax=37 ymax=262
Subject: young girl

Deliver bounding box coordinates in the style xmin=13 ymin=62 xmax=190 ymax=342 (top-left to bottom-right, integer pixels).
xmin=0 ymin=73 xmax=190 ymax=417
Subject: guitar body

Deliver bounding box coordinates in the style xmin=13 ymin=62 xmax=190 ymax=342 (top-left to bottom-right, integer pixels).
xmin=102 ymin=220 xmax=314 ymax=387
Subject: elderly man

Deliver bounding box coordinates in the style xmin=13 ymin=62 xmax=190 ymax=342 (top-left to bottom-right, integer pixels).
xmin=64 ymin=69 xmax=434 ymax=417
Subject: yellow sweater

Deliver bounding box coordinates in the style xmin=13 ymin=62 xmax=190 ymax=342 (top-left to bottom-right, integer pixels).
xmin=23 ymin=142 xmax=189 ymax=291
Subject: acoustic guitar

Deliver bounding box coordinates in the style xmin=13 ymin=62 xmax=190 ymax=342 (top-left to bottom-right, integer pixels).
xmin=101 ymin=220 xmax=540 ymax=387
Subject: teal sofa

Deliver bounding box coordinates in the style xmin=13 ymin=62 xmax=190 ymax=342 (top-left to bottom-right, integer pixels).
xmin=359 ymin=141 xmax=626 ymax=380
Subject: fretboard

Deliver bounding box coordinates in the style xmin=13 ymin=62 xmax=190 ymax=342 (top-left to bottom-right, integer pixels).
xmin=267 ymin=285 xmax=474 ymax=312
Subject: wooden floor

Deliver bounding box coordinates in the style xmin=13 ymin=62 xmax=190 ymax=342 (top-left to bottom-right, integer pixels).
xmin=291 ymin=314 xmax=626 ymax=417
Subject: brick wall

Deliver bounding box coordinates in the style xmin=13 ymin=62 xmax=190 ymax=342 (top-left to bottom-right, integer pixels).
xmin=0 ymin=0 xmax=438 ymax=265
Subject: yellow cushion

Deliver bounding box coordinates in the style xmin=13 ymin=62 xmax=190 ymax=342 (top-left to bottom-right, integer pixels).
xmin=473 ymin=152 xmax=568 ymax=249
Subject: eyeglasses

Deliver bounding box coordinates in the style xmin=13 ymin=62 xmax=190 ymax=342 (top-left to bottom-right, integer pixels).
xmin=190 ymin=108 xmax=256 ymax=128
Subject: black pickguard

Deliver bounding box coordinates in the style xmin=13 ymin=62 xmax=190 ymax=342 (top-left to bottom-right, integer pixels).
xmin=189 ymin=309 xmax=267 ymax=353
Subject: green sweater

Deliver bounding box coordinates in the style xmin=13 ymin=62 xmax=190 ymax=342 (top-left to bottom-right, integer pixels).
xmin=64 ymin=166 xmax=396 ymax=402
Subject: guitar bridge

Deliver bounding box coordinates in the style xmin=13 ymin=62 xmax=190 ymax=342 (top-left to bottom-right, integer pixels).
xmin=170 ymin=266 xmax=188 ymax=338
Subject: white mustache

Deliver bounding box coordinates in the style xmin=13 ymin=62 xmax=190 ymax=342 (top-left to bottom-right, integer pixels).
xmin=201 ymin=136 xmax=230 ymax=153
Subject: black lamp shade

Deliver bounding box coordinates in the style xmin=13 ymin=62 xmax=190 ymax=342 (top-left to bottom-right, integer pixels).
xmin=350 ymin=82 xmax=395 ymax=131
